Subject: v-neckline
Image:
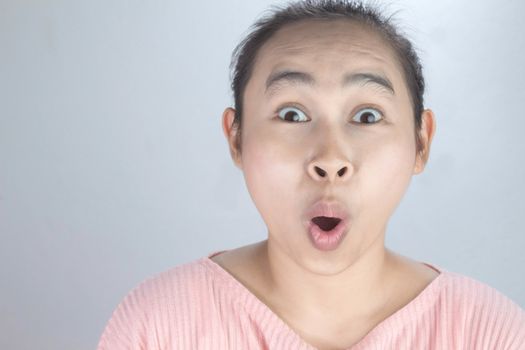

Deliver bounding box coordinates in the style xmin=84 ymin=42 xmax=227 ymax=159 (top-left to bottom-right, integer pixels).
xmin=200 ymin=250 xmax=447 ymax=350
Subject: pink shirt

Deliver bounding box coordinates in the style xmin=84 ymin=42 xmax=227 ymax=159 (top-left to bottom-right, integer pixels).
xmin=97 ymin=250 xmax=525 ymax=349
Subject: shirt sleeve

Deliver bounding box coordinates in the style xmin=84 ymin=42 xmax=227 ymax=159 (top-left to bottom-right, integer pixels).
xmin=96 ymin=280 xmax=158 ymax=350
xmin=460 ymin=278 xmax=525 ymax=350
xmin=489 ymin=294 xmax=525 ymax=350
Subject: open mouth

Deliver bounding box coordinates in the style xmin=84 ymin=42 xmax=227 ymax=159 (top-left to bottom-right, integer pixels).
xmin=311 ymin=216 xmax=342 ymax=231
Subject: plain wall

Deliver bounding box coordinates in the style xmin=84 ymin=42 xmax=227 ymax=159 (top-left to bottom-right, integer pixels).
xmin=0 ymin=0 xmax=523 ymax=349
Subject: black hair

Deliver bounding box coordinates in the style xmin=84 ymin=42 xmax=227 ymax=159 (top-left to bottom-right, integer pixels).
xmin=230 ymin=0 xmax=426 ymax=156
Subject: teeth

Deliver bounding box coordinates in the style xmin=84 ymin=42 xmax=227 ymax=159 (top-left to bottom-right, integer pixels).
xmin=312 ymin=216 xmax=341 ymax=231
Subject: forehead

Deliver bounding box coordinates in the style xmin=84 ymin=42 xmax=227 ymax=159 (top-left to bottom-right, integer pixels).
xmin=250 ymin=19 xmax=405 ymax=91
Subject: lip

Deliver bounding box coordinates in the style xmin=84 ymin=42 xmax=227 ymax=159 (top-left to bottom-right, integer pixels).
xmin=304 ymin=199 xmax=350 ymax=223
xmin=307 ymin=218 xmax=348 ymax=251
xmin=302 ymin=198 xmax=351 ymax=251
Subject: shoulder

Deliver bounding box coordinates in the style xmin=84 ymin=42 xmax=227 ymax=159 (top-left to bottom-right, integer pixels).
xmin=118 ymin=256 xmax=224 ymax=318
xmin=97 ymin=256 xmax=221 ymax=350
xmin=437 ymin=270 xmax=525 ymax=349
xmin=440 ymin=270 xmax=523 ymax=313
xmin=138 ymin=257 xmax=215 ymax=299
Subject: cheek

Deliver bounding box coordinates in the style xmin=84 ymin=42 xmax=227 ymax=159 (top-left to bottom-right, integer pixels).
xmin=360 ymin=138 xmax=416 ymax=216
xmin=242 ymin=124 xmax=301 ymax=183
xmin=241 ymin=136 xmax=300 ymax=224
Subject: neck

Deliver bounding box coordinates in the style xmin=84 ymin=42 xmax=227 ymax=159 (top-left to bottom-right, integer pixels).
xmin=260 ymin=236 xmax=394 ymax=323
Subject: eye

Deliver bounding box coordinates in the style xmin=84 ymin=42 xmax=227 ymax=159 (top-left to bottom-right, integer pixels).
xmin=277 ymin=106 xmax=308 ymax=122
xmin=352 ymin=108 xmax=383 ymax=124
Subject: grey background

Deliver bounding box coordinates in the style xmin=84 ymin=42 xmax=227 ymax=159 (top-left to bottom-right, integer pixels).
xmin=1 ymin=0 xmax=523 ymax=349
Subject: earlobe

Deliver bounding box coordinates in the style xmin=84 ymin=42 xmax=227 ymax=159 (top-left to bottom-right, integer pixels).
xmin=221 ymin=107 xmax=242 ymax=168
xmin=414 ymin=108 xmax=436 ymax=174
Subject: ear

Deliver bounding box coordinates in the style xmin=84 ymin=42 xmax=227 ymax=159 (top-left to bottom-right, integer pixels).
xmin=414 ymin=109 xmax=436 ymax=174
xmin=221 ymin=107 xmax=242 ymax=169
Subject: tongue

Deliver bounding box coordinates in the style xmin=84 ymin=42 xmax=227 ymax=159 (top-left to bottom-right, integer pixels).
xmin=312 ymin=216 xmax=341 ymax=231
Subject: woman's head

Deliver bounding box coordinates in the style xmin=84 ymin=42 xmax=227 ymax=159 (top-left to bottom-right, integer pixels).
xmin=221 ymin=0 xmax=436 ymax=272
xmin=229 ymin=0 xmax=427 ymax=157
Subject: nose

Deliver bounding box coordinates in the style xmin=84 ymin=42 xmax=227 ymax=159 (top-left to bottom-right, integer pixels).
xmin=306 ymin=119 xmax=354 ymax=183
xmin=307 ymin=155 xmax=353 ymax=183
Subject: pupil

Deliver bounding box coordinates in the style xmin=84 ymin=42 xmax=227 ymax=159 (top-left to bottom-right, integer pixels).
xmin=285 ymin=111 xmax=298 ymax=121
xmin=362 ymin=112 xmax=373 ymax=123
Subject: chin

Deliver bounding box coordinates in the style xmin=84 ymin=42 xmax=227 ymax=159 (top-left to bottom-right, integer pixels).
xmin=299 ymin=248 xmax=359 ymax=276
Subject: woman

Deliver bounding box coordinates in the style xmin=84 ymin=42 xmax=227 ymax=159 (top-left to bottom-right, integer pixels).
xmin=97 ymin=1 xmax=525 ymax=349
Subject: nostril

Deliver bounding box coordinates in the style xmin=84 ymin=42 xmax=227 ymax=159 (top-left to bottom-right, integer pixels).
xmin=314 ymin=166 xmax=326 ymax=177
xmin=338 ymin=167 xmax=347 ymax=177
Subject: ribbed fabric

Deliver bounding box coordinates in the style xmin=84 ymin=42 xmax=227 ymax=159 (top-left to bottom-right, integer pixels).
xmin=97 ymin=250 xmax=525 ymax=349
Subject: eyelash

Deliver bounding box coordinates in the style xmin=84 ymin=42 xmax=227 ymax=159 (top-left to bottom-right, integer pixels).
xmin=274 ymin=104 xmax=385 ymax=124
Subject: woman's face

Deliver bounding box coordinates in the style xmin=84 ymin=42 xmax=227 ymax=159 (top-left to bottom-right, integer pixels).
xmin=223 ymin=20 xmax=431 ymax=274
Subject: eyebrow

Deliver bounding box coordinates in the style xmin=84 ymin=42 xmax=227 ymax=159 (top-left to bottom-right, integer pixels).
xmin=265 ymin=70 xmax=395 ymax=95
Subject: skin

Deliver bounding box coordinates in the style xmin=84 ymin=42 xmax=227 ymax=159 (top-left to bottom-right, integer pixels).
xmin=218 ymin=19 xmax=437 ymax=350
